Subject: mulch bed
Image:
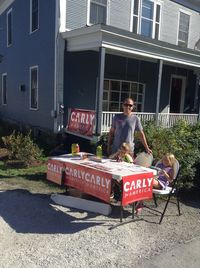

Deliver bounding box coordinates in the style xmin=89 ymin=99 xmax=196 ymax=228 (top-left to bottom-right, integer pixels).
xmin=0 ymin=148 xmax=46 ymax=168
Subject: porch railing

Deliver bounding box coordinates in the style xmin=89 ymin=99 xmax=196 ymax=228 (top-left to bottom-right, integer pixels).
xmin=101 ymin=112 xmax=199 ymax=133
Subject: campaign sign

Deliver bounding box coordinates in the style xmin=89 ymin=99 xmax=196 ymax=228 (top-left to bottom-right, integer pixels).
xmin=122 ymin=172 xmax=154 ymax=206
xmin=47 ymin=159 xmax=64 ymax=185
xmin=63 ymin=162 xmax=112 ymax=203
xmin=67 ymin=108 xmax=95 ymax=137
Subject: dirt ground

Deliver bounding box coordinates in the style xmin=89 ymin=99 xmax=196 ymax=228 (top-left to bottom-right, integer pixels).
xmin=0 ymin=182 xmax=200 ymax=268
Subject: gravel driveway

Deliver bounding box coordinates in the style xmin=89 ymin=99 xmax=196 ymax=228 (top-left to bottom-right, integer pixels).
xmin=0 ymin=188 xmax=200 ymax=268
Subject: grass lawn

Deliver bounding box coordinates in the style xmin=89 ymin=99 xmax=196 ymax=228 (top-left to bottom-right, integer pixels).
xmin=0 ymin=160 xmax=66 ymax=194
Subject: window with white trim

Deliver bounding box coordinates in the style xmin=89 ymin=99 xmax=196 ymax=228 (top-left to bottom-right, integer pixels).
xmin=89 ymin=0 xmax=107 ymax=25
xmin=30 ymin=0 xmax=39 ymax=33
xmin=7 ymin=9 xmax=12 ymax=46
xmin=103 ymin=79 xmax=145 ymax=112
xmin=132 ymin=0 xmax=161 ymax=40
xmin=178 ymin=11 xmax=190 ymax=48
xmin=30 ymin=66 xmax=38 ymax=109
xmin=2 ymin=73 xmax=7 ymax=105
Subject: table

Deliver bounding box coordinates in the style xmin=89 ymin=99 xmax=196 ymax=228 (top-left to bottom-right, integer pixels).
xmin=47 ymin=153 xmax=157 ymax=221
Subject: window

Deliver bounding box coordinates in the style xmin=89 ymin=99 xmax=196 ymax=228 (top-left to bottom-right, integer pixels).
xmin=103 ymin=79 xmax=145 ymax=112
xmin=178 ymin=11 xmax=190 ymax=48
xmin=7 ymin=9 xmax=12 ymax=46
xmin=2 ymin=73 xmax=7 ymax=105
xmin=131 ymin=0 xmax=161 ymax=40
xmin=30 ymin=66 xmax=38 ymax=109
xmin=89 ymin=0 xmax=107 ymax=25
xmin=30 ymin=0 xmax=39 ymax=33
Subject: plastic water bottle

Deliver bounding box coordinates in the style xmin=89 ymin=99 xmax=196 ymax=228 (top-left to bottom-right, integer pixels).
xmin=96 ymin=145 xmax=102 ymax=159
xmin=71 ymin=143 xmax=80 ymax=156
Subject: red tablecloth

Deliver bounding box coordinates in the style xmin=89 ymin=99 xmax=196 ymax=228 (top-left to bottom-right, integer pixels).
xmin=47 ymin=154 xmax=156 ymax=205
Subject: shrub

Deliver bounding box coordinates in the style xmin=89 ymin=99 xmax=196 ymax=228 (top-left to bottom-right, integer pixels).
xmin=97 ymin=120 xmax=200 ymax=189
xmin=2 ymin=130 xmax=43 ymax=166
xmin=142 ymin=120 xmax=200 ymax=189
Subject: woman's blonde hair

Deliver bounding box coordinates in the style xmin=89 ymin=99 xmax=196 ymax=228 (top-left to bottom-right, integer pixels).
xmin=162 ymin=153 xmax=176 ymax=179
xmin=163 ymin=153 xmax=175 ymax=166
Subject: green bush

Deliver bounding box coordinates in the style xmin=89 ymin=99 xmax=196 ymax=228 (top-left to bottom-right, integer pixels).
xmin=97 ymin=120 xmax=200 ymax=189
xmin=142 ymin=120 xmax=200 ymax=189
xmin=2 ymin=130 xmax=43 ymax=166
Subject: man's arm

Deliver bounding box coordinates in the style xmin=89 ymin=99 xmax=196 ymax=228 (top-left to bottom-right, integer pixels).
xmin=138 ymin=131 xmax=152 ymax=154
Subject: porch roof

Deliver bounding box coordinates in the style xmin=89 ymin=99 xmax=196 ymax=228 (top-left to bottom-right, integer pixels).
xmin=171 ymin=0 xmax=200 ymax=12
xmin=62 ymin=24 xmax=200 ymax=69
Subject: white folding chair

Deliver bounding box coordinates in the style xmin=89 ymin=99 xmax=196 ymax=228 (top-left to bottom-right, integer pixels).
xmin=134 ymin=152 xmax=153 ymax=167
xmin=152 ymin=158 xmax=181 ymax=224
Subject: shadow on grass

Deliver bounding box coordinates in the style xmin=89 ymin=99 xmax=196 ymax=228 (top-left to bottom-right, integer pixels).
xmin=0 ymin=189 xmax=105 ymax=234
xmin=20 ymin=172 xmax=46 ymax=181
xmin=0 ymin=172 xmax=46 ymax=180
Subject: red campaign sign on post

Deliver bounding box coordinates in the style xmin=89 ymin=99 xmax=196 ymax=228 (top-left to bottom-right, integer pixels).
xmin=122 ymin=172 xmax=154 ymax=206
xmin=67 ymin=109 xmax=95 ymax=137
xmin=63 ymin=162 xmax=112 ymax=203
xmin=47 ymin=159 xmax=64 ymax=185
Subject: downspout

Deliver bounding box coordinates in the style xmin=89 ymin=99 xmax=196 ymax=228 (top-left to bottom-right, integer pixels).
xmin=53 ymin=0 xmax=59 ymax=133
xmin=95 ymin=47 xmax=106 ymax=136
xmin=155 ymin=59 xmax=163 ymax=126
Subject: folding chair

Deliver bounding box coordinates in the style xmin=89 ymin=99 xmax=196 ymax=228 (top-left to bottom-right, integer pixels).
xmin=134 ymin=152 xmax=153 ymax=167
xmin=152 ymin=158 xmax=181 ymax=224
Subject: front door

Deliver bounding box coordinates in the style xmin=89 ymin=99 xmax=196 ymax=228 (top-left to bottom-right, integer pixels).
xmin=169 ymin=76 xmax=186 ymax=113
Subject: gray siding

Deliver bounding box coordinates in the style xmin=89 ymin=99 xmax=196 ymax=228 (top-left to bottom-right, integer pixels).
xmin=65 ymin=0 xmax=200 ymax=50
xmin=0 ymin=0 xmax=56 ymax=131
xmin=160 ymin=0 xmax=180 ymax=45
xmin=161 ymin=0 xmax=200 ymax=49
xmin=66 ymin=0 xmax=87 ymax=30
xmin=109 ymin=0 xmax=131 ymax=31
xmin=65 ymin=0 xmax=132 ymax=31
xmin=189 ymin=12 xmax=200 ymax=49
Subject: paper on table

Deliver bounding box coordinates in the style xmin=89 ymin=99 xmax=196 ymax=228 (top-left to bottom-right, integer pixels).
xmin=89 ymin=156 xmax=110 ymax=163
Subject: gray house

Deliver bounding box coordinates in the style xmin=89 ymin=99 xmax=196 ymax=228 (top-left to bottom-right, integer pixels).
xmin=0 ymin=0 xmax=200 ymax=140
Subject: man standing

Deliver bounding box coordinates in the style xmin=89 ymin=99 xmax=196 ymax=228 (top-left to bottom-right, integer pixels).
xmin=107 ymin=98 xmax=152 ymax=155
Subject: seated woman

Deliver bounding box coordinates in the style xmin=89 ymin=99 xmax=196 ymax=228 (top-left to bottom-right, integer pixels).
xmin=135 ymin=153 xmax=175 ymax=214
xmin=153 ymin=153 xmax=175 ymax=190
xmin=109 ymin=142 xmax=134 ymax=163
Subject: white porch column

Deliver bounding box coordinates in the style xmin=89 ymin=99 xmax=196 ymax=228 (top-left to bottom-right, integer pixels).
xmin=96 ymin=47 xmax=105 ymax=136
xmin=155 ymin=59 xmax=163 ymax=125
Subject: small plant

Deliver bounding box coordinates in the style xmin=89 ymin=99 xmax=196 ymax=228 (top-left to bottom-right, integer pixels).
xmin=2 ymin=130 xmax=43 ymax=166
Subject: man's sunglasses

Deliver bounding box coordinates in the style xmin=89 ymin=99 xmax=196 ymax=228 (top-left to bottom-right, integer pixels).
xmin=123 ymin=103 xmax=133 ymax=107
